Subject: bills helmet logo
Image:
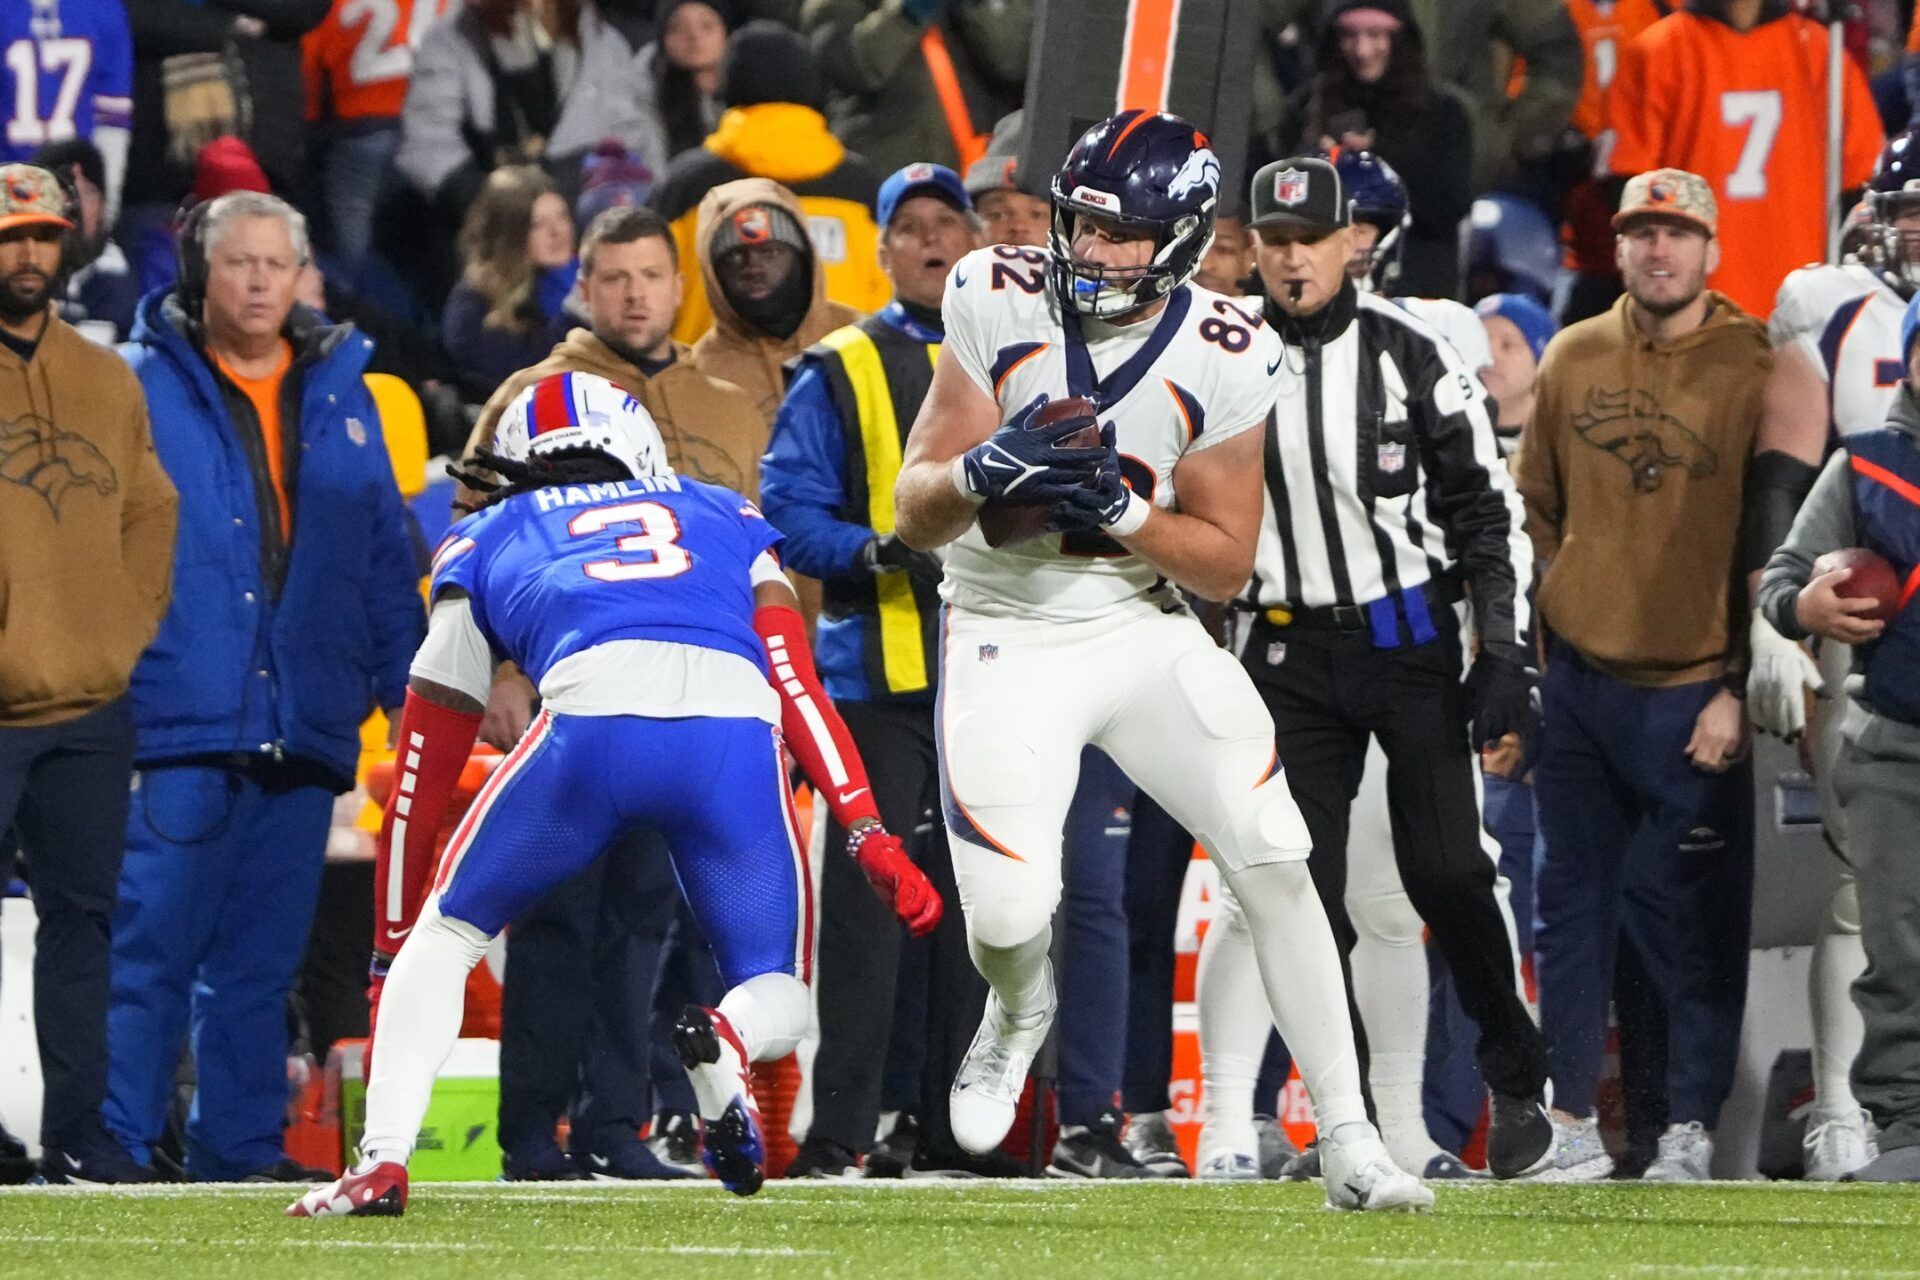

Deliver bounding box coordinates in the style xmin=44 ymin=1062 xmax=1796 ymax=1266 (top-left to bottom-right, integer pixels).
xmin=1168 ymin=147 xmax=1221 ymax=203
xmin=0 ymin=412 xmax=118 ymax=513
xmin=1274 ymin=168 xmax=1310 ymax=207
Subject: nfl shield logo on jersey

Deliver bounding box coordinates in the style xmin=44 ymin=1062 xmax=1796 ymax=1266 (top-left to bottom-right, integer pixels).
xmin=346 ymin=417 xmax=368 ymax=446
xmin=1274 ymin=168 xmax=1310 ymax=207
xmin=1266 ymin=641 xmax=1287 ymax=665
xmin=1377 ymin=440 xmax=1407 ymax=474
xmin=978 ymin=644 xmax=999 ymax=664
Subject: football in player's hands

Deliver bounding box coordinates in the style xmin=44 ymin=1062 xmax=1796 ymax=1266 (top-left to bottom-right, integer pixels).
xmin=977 ymin=395 xmax=1104 ymax=547
xmin=1812 ymin=547 xmax=1902 ymax=624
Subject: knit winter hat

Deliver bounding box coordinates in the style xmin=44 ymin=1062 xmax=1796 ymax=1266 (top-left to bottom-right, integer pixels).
xmin=708 ymin=200 xmax=810 ymax=259
xmin=575 ymin=139 xmax=656 ymax=226
xmin=1475 ymin=292 xmax=1559 ymax=365
xmin=720 ymin=20 xmax=822 ymax=110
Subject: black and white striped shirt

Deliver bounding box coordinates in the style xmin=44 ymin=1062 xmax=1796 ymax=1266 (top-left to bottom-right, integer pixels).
xmin=1241 ymin=282 xmax=1532 ymax=658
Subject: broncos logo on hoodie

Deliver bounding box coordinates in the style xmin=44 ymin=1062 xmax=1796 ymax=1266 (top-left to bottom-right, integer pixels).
xmin=0 ymin=411 xmax=119 ymax=513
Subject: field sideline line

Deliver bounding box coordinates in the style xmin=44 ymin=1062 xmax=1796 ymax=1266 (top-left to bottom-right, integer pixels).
xmin=0 ymin=1231 xmax=824 ymax=1258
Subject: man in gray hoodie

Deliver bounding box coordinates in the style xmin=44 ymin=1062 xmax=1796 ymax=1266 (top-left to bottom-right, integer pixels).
xmin=1759 ymin=296 xmax=1920 ymax=1184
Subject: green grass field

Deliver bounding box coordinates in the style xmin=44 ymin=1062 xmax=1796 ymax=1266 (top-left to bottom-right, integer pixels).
xmin=6 ymin=1179 xmax=1920 ymax=1279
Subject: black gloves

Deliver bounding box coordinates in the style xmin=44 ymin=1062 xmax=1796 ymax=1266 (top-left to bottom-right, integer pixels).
xmin=1465 ymin=650 xmax=1534 ymax=750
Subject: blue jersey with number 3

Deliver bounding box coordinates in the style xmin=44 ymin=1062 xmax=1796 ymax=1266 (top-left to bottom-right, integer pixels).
xmin=429 ymin=476 xmax=782 ymax=686
xmin=1 ymin=0 xmax=133 ymax=162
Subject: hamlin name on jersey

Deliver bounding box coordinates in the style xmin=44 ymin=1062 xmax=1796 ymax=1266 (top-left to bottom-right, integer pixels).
xmin=938 ymin=243 xmax=1285 ymax=622
xmin=430 ymin=475 xmax=782 ymax=686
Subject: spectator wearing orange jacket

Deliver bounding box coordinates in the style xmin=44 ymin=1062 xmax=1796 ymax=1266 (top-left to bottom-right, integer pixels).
xmin=302 ymin=0 xmax=455 ymax=275
xmin=1607 ymin=0 xmax=1882 ymax=320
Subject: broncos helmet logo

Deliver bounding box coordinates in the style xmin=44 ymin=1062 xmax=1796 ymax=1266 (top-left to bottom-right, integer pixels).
xmin=0 ymin=412 xmax=119 ymax=513
xmin=1167 ymin=147 xmax=1221 ymax=204
xmin=1571 ymin=388 xmax=1717 ymax=494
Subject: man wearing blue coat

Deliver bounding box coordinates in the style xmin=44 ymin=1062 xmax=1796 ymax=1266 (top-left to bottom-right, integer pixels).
xmin=106 ymin=191 xmax=424 ymax=1181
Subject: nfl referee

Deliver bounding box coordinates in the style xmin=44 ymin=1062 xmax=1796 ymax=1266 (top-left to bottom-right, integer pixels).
xmin=1236 ymin=156 xmax=1551 ymax=1178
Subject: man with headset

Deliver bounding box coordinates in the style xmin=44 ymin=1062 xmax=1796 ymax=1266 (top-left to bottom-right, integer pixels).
xmin=104 ymin=191 xmax=424 ymax=1181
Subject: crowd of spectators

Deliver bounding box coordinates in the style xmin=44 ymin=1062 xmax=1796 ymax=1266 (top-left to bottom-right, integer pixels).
xmin=4 ymin=0 xmax=1920 ymax=1187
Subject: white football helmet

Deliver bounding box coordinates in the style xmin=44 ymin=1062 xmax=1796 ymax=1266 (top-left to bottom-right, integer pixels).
xmin=493 ymin=372 xmax=672 ymax=480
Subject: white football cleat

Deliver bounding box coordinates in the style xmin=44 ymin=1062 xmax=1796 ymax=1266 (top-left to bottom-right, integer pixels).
xmin=950 ymin=989 xmax=1054 ymax=1155
xmin=1804 ymin=1110 xmax=1877 ymax=1182
xmin=1320 ymin=1127 xmax=1434 ymax=1213
xmin=285 ymin=1160 xmax=408 ymax=1218
xmin=1196 ymin=1122 xmax=1262 ymax=1182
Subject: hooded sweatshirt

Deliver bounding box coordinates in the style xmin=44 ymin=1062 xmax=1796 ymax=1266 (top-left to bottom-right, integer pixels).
xmin=651 ymin=101 xmax=887 ymax=343
xmin=465 ymin=326 xmax=767 ymax=498
xmin=0 ymin=311 xmax=178 ymax=727
xmin=689 ymin=178 xmax=865 ymax=427
xmin=1515 ymin=291 xmax=1770 ymax=687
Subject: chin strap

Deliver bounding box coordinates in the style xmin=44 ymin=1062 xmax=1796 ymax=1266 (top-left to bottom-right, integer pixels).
xmin=372 ymin=690 xmax=483 ymax=960
xmin=753 ymin=605 xmax=882 ymax=830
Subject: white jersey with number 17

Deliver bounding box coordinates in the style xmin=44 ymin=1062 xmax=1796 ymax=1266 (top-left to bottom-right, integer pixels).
xmin=937 ymin=244 xmax=1285 ymax=623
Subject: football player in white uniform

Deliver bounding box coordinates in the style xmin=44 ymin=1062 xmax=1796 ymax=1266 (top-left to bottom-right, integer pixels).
xmin=892 ymin=110 xmax=1430 ymax=1212
xmin=1748 ymin=131 xmax=1920 ymax=1180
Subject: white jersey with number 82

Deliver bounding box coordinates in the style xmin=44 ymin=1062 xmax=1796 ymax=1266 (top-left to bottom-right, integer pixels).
xmin=937 ymin=244 xmax=1285 ymax=623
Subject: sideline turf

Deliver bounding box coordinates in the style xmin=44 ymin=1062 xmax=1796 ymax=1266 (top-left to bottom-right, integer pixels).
xmin=3 ymin=1178 xmax=1917 ymax=1279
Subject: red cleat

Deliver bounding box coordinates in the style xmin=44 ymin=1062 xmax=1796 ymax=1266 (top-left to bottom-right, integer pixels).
xmin=285 ymin=1161 xmax=409 ymax=1218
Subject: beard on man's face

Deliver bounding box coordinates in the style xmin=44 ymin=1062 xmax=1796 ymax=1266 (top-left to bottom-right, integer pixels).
xmin=0 ymin=268 xmax=52 ymax=324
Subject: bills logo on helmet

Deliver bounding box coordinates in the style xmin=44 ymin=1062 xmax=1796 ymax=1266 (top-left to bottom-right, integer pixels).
xmin=1274 ymin=168 xmax=1310 ymax=207
xmin=1168 ymin=148 xmax=1221 ymax=203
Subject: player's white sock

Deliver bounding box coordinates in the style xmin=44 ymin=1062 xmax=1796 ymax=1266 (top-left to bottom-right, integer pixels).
xmin=1810 ymin=927 xmax=1867 ymax=1118
xmin=1222 ymin=861 xmax=1368 ymax=1133
xmin=717 ymin=971 xmax=811 ymax=1062
xmin=1349 ymin=910 xmax=1445 ymax=1168
xmin=360 ymin=902 xmax=491 ymax=1164
xmin=1197 ymin=880 xmax=1274 ymax=1147
xmin=968 ymin=926 xmax=1055 ymax=1024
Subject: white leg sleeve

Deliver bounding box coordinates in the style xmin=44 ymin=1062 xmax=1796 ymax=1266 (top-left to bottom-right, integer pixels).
xmin=361 ymin=900 xmax=491 ymax=1162
xmin=1346 ymin=744 xmax=1445 ymax=1166
xmin=1196 ymin=879 xmax=1272 ymax=1138
xmin=1811 ymin=876 xmax=1866 ymax=1118
xmin=718 ymin=971 xmax=812 ymax=1062
xmin=1221 ymin=861 xmax=1368 ymax=1134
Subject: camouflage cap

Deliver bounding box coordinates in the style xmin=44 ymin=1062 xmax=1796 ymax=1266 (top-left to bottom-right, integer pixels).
xmin=1613 ymin=167 xmax=1717 ymax=235
xmin=0 ymin=164 xmax=73 ymax=234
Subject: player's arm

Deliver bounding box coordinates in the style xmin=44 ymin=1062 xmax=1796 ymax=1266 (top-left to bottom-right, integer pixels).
xmin=371 ymin=592 xmax=492 ymax=966
xmin=1743 ymin=342 xmax=1829 ymax=736
xmin=894 ymin=354 xmax=1004 ymax=550
xmin=751 ymin=568 xmax=942 ymax=937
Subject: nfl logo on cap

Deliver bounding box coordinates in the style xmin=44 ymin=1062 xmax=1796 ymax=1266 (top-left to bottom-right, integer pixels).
xmin=904 ymin=162 xmax=935 ymax=182
xmin=1274 ymin=168 xmax=1310 ymax=207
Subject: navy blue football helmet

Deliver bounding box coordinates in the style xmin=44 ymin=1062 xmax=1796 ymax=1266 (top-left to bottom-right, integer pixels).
xmin=1321 ymin=149 xmax=1409 ymax=291
xmin=1048 ymin=110 xmax=1220 ymax=320
xmin=1463 ymin=194 xmax=1560 ymax=305
xmin=1866 ymin=128 xmax=1920 ymax=290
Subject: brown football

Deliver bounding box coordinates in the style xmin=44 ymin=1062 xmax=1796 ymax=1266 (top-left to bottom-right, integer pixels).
xmin=1813 ymin=547 xmax=1905 ymax=624
xmin=976 ymin=396 xmax=1102 ymax=548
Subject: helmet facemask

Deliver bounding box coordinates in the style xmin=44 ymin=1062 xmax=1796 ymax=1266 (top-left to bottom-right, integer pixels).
xmin=1047 ymin=192 xmax=1213 ymax=321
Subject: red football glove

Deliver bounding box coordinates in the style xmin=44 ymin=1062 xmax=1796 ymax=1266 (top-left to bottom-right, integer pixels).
xmin=850 ymin=821 xmax=943 ymax=937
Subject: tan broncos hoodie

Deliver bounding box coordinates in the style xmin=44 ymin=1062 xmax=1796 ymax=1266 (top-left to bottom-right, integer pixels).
xmin=0 ymin=311 xmax=177 ymax=726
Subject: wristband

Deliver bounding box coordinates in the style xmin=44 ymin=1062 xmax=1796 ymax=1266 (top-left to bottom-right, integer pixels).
xmin=1108 ymin=487 xmax=1151 ymax=538
xmin=952 ymin=455 xmax=987 ymax=505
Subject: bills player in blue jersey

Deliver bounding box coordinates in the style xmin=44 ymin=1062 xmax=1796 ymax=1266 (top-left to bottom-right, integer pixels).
xmin=288 ymin=374 xmax=940 ymax=1216
xmin=2 ymin=0 xmax=131 ymax=215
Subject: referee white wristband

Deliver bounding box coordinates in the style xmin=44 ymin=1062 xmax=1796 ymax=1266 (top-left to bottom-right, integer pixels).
xmin=1107 ymin=487 xmax=1151 ymax=538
